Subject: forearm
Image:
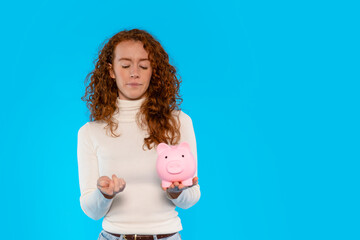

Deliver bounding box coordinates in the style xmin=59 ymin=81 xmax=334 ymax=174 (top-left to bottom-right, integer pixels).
xmin=166 ymin=184 xmax=201 ymax=209
xmin=80 ymin=188 xmax=114 ymax=220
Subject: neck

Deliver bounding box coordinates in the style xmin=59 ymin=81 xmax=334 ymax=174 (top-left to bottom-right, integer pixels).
xmin=114 ymin=96 xmax=146 ymax=122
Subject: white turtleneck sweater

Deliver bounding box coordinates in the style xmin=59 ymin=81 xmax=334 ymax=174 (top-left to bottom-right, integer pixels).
xmin=77 ymin=96 xmax=200 ymax=234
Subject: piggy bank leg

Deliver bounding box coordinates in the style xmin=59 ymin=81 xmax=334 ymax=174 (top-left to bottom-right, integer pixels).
xmin=182 ymin=178 xmax=193 ymax=187
xmin=162 ymin=181 xmax=172 ymax=188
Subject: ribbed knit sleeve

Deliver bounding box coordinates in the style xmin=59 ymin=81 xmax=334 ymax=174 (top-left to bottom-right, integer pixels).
xmin=77 ymin=123 xmax=114 ymax=220
xmin=166 ymin=184 xmax=201 ymax=209
xmin=166 ymin=113 xmax=201 ymax=209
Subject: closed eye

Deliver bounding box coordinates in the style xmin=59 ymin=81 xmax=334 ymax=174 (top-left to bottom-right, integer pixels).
xmin=121 ymin=65 xmax=148 ymax=69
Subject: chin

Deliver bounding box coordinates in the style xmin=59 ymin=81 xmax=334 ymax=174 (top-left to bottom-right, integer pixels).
xmin=124 ymin=93 xmax=146 ymax=100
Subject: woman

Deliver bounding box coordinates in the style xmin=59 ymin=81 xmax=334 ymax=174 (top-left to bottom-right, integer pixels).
xmin=77 ymin=28 xmax=200 ymax=240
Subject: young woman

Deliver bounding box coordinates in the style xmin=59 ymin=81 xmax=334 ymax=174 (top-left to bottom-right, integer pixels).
xmin=77 ymin=28 xmax=200 ymax=240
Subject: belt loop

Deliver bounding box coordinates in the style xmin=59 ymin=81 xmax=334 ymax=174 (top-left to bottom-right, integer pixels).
xmin=153 ymin=234 xmax=158 ymax=240
xmin=134 ymin=234 xmax=137 ymax=240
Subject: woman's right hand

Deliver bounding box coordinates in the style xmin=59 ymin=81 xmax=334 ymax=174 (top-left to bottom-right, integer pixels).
xmin=97 ymin=174 xmax=126 ymax=199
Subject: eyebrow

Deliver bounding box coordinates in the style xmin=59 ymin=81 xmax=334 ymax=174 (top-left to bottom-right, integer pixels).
xmin=118 ymin=58 xmax=150 ymax=62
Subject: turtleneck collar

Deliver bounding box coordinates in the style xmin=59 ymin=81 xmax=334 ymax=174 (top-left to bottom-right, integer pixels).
xmin=114 ymin=96 xmax=146 ymax=122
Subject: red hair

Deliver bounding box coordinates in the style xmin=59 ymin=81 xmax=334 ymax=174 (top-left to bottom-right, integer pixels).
xmin=81 ymin=28 xmax=183 ymax=150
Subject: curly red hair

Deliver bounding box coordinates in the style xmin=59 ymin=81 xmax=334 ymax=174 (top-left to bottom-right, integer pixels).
xmin=81 ymin=29 xmax=183 ymax=151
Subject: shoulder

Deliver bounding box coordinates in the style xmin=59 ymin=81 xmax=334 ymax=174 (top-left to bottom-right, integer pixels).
xmin=78 ymin=122 xmax=91 ymax=137
xmin=78 ymin=122 xmax=89 ymax=131
xmin=78 ymin=120 xmax=105 ymax=131
xmin=77 ymin=121 xmax=98 ymax=136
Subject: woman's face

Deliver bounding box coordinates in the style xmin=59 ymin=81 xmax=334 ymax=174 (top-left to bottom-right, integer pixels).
xmin=109 ymin=40 xmax=152 ymax=100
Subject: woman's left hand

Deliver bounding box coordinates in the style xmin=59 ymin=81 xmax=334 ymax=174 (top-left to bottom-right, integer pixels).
xmin=161 ymin=177 xmax=198 ymax=199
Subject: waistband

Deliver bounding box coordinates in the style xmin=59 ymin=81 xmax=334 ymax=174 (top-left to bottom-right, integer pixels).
xmin=104 ymin=230 xmax=177 ymax=240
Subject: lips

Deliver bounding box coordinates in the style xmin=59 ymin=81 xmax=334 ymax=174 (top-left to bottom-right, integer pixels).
xmin=127 ymin=83 xmax=141 ymax=86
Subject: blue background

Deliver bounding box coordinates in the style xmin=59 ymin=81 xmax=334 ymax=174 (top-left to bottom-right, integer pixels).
xmin=0 ymin=0 xmax=359 ymax=239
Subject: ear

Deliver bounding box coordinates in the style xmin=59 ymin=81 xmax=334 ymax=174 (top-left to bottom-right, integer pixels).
xmin=178 ymin=142 xmax=191 ymax=151
xmin=156 ymin=142 xmax=170 ymax=155
xmin=108 ymin=63 xmax=115 ymax=79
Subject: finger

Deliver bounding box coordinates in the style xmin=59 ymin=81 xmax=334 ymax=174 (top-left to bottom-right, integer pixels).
xmin=112 ymin=174 xmax=118 ymax=182
xmin=100 ymin=184 xmax=112 ymax=196
xmin=113 ymin=175 xmax=120 ymax=193
xmin=98 ymin=180 xmax=106 ymax=188
xmin=100 ymin=176 xmax=111 ymax=182
xmin=170 ymin=183 xmax=175 ymax=188
xmin=108 ymin=179 xmax=115 ymax=195
xmin=98 ymin=179 xmax=110 ymax=188
xmin=119 ymin=178 xmax=126 ymax=192
xmin=160 ymin=181 xmax=167 ymax=191
xmin=178 ymin=183 xmax=185 ymax=189
xmin=119 ymin=178 xmax=125 ymax=186
xmin=174 ymin=182 xmax=179 ymax=187
xmin=193 ymin=177 xmax=198 ymax=185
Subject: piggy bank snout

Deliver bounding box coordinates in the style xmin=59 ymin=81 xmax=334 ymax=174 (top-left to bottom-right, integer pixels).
xmin=166 ymin=160 xmax=184 ymax=174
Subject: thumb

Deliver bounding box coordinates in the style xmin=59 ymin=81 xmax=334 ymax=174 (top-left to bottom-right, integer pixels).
xmin=112 ymin=174 xmax=118 ymax=182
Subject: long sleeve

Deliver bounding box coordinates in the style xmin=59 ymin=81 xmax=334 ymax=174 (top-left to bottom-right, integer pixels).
xmin=166 ymin=184 xmax=201 ymax=209
xmin=77 ymin=123 xmax=114 ymax=220
xmin=166 ymin=113 xmax=201 ymax=209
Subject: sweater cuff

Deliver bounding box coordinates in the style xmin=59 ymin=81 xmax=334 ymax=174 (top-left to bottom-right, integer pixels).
xmin=96 ymin=188 xmax=115 ymax=204
xmin=166 ymin=184 xmax=200 ymax=209
xmin=80 ymin=188 xmax=114 ymax=220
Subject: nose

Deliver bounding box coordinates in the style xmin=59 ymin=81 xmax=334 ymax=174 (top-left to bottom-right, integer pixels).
xmin=166 ymin=161 xmax=184 ymax=174
xmin=130 ymin=67 xmax=140 ymax=78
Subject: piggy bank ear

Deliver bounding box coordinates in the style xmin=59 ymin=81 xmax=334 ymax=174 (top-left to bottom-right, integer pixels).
xmin=178 ymin=141 xmax=191 ymax=151
xmin=157 ymin=142 xmax=170 ymax=155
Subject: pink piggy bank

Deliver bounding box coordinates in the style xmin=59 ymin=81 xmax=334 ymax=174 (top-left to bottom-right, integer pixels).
xmin=156 ymin=141 xmax=196 ymax=188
